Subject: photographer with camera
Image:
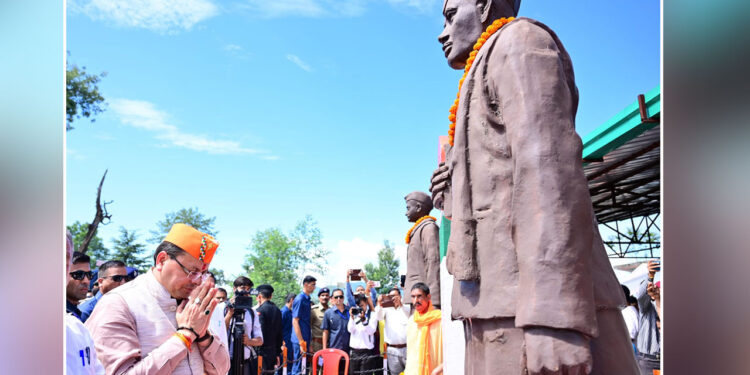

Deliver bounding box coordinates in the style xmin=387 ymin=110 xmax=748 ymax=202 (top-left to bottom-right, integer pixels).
xmin=347 ymin=294 xmax=379 ymax=375
xmin=225 ymin=276 xmax=264 ymax=375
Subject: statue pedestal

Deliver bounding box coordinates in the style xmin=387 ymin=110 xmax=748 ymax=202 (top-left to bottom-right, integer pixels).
xmin=441 ymin=257 xmax=465 ymax=375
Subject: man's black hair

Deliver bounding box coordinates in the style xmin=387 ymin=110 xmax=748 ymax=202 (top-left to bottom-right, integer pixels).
xmin=410 ymin=282 xmax=430 ymax=296
xmin=285 ymin=293 xmax=297 ymax=304
xmin=233 ymin=276 xmax=254 ymax=288
xmin=332 ymin=288 xmax=344 ymax=296
xmin=389 ymin=287 xmax=401 ymax=296
xmin=153 ymin=241 xmax=187 ymax=264
xmin=621 ymin=284 xmax=631 ymax=298
xmin=206 ymin=271 xmax=216 ymax=282
xmin=627 ymin=295 xmax=638 ymax=306
xmin=72 ymin=251 xmax=90 ymax=265
xmin=99 ymin=260 xmax=126 ymax=276
xmin=303 ymin=275 xmax=317 ymax=284
xmin=258 ymin=288 xmax=273 ymax=299
xmin=355 ymin=293 xmax=369 ymax=306
xmin=217 ymin=287 xmax=228 ymax=296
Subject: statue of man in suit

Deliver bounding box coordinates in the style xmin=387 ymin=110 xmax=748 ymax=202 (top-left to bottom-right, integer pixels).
xmin=430 ymin=0 xmax=639 ymax=373
xmin=403 ymin=191 xmax=441 ymax=308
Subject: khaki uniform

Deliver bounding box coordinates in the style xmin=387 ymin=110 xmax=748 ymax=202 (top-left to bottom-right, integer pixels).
xmin=310 ymin=303 xmax=328 ymax=354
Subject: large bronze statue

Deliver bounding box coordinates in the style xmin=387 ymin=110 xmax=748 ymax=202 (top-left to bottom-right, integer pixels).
xmin=430 ymin=0 xmax=639 ymax=373
xmin=402 ymin=191 xmax=440 ymax=308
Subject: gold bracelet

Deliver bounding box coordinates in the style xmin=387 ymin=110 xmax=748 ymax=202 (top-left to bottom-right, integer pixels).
xmin=174 ymin=332 xmax=192 ymax=350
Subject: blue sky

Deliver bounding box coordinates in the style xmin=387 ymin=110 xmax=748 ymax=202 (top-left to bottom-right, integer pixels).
xmin=66 ymin=0 xmax=661 ymax=287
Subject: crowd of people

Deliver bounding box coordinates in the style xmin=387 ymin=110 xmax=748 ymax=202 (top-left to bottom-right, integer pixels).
xmin=65 ymin=223 xmax=444 ymax=375
xmin=621 ymin=260 xmax=662 ymax=375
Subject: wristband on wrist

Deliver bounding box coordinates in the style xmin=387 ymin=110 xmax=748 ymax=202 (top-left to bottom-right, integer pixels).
xmin=195 ymin=332 xmax=212 ymax=343
xmin=174 ymin=332 xmax=192 ymax=350
xmin=178 ymin=326 xmax=199 ymax=339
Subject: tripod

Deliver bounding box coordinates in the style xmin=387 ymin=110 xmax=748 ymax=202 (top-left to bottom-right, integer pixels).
xmin=230 ymin=308 xmax=246 ymax=375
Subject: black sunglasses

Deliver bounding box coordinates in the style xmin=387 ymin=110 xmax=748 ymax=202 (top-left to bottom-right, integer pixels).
xmin=333 ymin=295 xmax=344 ymax=299
xmin=101 ymin=275 xmax=129 ymax=283
xmin=69 ymin=270 xmax=94 ymax=281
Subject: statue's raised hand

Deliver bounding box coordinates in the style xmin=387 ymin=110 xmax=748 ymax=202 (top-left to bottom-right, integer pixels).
xmin=430 ymin=162 xmax=451 ymax=210
xmin=524 ymin=327 xmax=592 ymax=375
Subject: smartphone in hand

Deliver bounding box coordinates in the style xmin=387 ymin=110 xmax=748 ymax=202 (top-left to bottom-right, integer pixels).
xmin=652 ymin=260 xmax=661 ymax=272
xmin=381 ymin=295 xmax=395 ymax=308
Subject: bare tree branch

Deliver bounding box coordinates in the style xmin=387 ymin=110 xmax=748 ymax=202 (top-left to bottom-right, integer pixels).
xmin=79 ymin=169 xmax=113 ymax=253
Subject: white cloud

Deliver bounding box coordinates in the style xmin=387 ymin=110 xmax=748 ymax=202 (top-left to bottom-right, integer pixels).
xmin=286 ymin=54 xmax=312 ymax=72
xmin=71 ymin=0 xmax=219 ymax=33
xmin=223 ymin=43 xmax=252 ymax=60
xmin=110 ymin=98 xmax=266 ymax=155
xmin=66 ymin=148 xmax=86 ymax=160
xmin=385 ymin=0 xmax=440 ymax=13
xmin=239 ymin=0 xmax=366 ymax=18
xmin=110 ymin=99 xmax=175 ymax=132
xmin=224 ymin=44 xmax=243 ymax=52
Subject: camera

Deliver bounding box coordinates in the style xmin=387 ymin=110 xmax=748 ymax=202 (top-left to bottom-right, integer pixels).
xmin=226 ymin=289 xmax=257 ymax=311
xmin=351 ymin=306 xmax=363 ymax=316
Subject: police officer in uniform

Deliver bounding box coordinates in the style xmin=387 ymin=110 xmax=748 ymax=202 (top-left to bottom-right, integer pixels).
xmin=256 ymin=284 xmax=283 ymax=374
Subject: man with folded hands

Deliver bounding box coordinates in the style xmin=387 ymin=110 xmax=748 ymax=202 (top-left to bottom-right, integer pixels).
xmin=85 ymin=223 xmax=230 ymax=375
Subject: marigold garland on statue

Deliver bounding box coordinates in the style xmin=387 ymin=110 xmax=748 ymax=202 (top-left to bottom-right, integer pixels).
xmin=406 ymin=215 xmax=438 ymax=244
xmin=448 ymin=17 xmax=514 ymax=146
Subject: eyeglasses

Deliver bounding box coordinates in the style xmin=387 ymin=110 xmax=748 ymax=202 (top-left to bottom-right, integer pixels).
xmin=69 ymin=270 xmax=94 ymax=281
xmin=170 ymin=255 xmax=208 ymax=283
xmin=333 ymin=295 xmax=344 ymax=299
xmin=101 ymin=275 xmax=129 ymax=283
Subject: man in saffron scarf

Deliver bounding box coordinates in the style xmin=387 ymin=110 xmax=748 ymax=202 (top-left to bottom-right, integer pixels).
xmin=405 ymin=283 xmax=443 ymax=375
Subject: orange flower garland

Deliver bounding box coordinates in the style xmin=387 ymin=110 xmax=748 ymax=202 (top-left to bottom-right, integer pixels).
xmin=406 ymin=215 xmax=437 ymax=244
xmin=448 ymin=17 xmax=515 ymax=146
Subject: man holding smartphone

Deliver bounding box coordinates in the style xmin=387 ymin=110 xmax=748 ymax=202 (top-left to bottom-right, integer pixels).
xmin=635 ymin=260 xmax=661 ymax=374
xmin=376 ymin=287 xmax=411 ymax=375
xmin=345 ymin=269 xmax=377 ymax=308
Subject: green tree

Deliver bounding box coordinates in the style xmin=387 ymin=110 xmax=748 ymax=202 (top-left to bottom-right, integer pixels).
xmin=209 ymin=267 xmax=228 ymax=287
xmin=110 ymin=227 xmax=151 ymax=273
xmin=242 ymin=216 xmax=329 ymax=306
xmin=66 ymin=60 xmax=106 ymax=130
xmin=150 ymin=207 xmax=217 ymax=244
xmin=67 ymin=221 xmax=110 ymax=268
xmin=364 ymin=240 xmax=401 ymax=294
